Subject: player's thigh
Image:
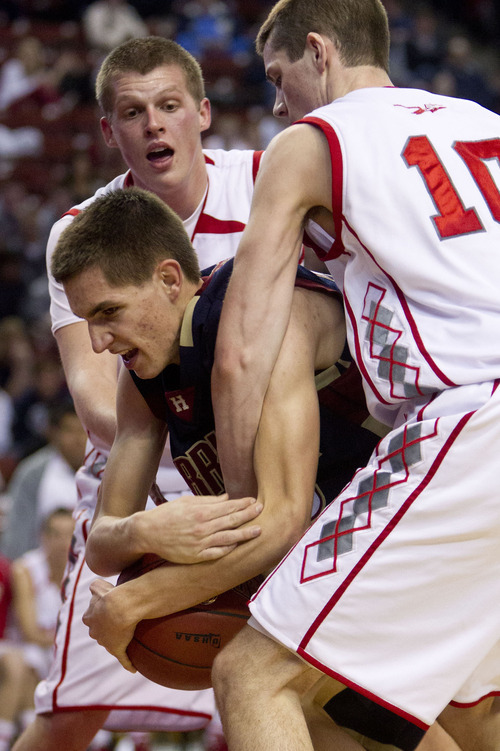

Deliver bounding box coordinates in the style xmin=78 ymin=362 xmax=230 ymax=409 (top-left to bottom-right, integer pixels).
xmin=437 ymin=699 xmax=498 ymax=751
xmin=212 ymin=624 xmax=336 ymax=701
xmin=212 ymin=624 xmax=294 ymax=695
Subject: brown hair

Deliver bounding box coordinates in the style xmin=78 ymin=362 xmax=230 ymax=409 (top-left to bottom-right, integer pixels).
xmin=51 ymin=188 xmax=201 ymax=287
xmin=256 ymin=0 xmax=390 ymax=72
xmin=95 ymin=36 xmax=206 ymax=116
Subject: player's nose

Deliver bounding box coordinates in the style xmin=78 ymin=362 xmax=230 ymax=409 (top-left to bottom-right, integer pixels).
xmin=273 ymin=94 xmax=288 ymax=119
xmin=144 ymin=105 xmax=165 ymax=134
xmin=89 ymin=324 xmax=113 ymax=354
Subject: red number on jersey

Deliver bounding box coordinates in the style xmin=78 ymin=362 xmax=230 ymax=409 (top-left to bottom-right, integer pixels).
xmin=402 ymin=136 xmax=500 ymax=239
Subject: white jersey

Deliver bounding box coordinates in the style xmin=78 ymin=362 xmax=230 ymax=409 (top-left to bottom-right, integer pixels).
xmin=46 ymin=147 xmax=264 ymax=508
xmin=248 ymin=90 xmax=500 ymax=730
xmin=302 ymin=87 xmax=500 ymax=425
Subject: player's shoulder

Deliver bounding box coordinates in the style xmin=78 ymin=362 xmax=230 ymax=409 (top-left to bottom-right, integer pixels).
xmin=47 ymin=172 xmax=129 ymax=248
xmin=203 ymin=147 xmax=262 ymax=174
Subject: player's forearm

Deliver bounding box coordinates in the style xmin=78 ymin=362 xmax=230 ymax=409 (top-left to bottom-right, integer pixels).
xmin=212 ymin=267 xmax=296 ymax=496
xmin=86 ymin=510 xmax=152 ymax=577
xmin=67 ymin=368 xmax=117 ymax=450
xmin=115 ymin=501 xmax=305 ymax=625
xmin=55 ymin=325 xmax=118 ymax=450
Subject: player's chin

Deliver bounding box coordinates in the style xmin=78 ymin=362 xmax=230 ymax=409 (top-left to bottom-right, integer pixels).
xmin=131 ymin=358 xmax=163 ymax=380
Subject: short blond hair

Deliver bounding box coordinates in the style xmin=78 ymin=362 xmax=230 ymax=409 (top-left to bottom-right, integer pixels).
xmin=95 ymin=36 xmax=206 ymax=116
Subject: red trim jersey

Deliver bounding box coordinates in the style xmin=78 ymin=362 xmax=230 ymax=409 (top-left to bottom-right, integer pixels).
xmin=301 ymin=87 xmax=500 ymax=425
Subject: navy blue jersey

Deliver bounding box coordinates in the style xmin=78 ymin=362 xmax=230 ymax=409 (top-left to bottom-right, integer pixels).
xmin=131 ymin=259 xmax=379 ymax=513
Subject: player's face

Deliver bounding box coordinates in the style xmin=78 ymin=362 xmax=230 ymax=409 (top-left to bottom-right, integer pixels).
xmin=65 ymin=265 xmax=183 ymax=379
xmin=263 ymin=42 xmax=328 ymax=124
xmin=100 ymin=65 xmax=211 ymax=217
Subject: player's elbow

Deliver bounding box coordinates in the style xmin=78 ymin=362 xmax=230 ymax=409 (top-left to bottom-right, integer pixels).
xmin=212 ymin=339 xmax=251 ymax=392
xmin=258 ymin=503 xmax=309 ymax=571
xmin=85 ymin=538 xmax=110 ymax=577
xmin=85 ymin=528 xmax=119 ymax=578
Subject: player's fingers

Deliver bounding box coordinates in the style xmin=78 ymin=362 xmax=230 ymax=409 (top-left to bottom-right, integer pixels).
xmin=198 ymin=524 xmax=262 ymax=560
xmin=197 ymin=544 xmax=238 ymax=561
xmin=208 ymin=503 xmax=263 ymax=534
xmin=198 ymin=494 xmax=260 ymax=520
xmin=113 ymin=650 xmax=137 ymax=674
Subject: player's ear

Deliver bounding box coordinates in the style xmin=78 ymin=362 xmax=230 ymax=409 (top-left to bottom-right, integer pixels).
xmin=306 ymin=32 xmax=329 ymax=74
xmin=100 ymin=116 xmax=117 ymax=148
xmin=157 ymin=259 xmax=182 ymax=299
xmin=199 ymin=97 xmax=211 ymax=134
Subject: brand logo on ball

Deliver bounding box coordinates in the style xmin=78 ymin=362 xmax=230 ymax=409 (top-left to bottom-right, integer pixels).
xmin=175 ymin=631 xmax=221 ymax=647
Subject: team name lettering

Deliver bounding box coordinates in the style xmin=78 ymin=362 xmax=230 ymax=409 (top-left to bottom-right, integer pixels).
xmin=174 ymin=431 xmax=224 ymax=495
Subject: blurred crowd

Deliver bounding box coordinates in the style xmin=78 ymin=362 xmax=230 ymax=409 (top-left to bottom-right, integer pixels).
xmin=0 ymin=0 xmax=498 ymax=745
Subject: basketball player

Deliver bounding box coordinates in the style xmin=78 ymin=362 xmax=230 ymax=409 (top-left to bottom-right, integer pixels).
xmin=50 ymin=186 xmax=380 ymax=749
xmin=13 ymin=36 xmax=264 ymax=751
xmin=207 ymin=1 xmax=500 ymax=750
xmin=53 ymin=189 xmax=457 ymax=751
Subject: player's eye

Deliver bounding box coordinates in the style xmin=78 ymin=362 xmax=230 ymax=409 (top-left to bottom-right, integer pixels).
xmin=102 ymin=307 xmax=119 ymax=317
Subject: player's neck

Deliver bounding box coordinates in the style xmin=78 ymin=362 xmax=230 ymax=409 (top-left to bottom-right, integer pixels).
xmin=157 ymin=163 xmax=208 ymax=221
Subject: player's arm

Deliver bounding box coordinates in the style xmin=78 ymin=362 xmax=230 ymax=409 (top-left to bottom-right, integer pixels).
xmin=86 ymin=368 xmax=263 ymax=577
xmin=11 ymin=560 xmax=55 ymax=648
xmin=83 ymin=288 xmax=345 ymax=668
xmin=55 ymin=322 xmax=118 ymax=450
xmin=48 ymin=217 xmax=118 ymax=450
xmin=212 ymin=123 xmax=333 ymax=498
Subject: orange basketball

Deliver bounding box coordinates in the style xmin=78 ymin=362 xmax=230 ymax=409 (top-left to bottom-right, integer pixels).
xmin=118 ymin=553 xmax=261 ymax=690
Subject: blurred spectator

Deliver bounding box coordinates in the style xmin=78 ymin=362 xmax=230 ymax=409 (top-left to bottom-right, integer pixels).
xmin=0 ymin=125 xmax=43 ymax=160
xmin=0 ymin=182 xmax=34 ymax=257
xmin=10 ymin=507 xmax=74 ymax=667
xmin=82 ymin=0 xmax=149 ymax=56
xmin=0 ymin=36 xmax=60 ymax=113
xmin=0 ymin=253 xmax=29 ymax=321
xmin=203 ymin=111 xmax=255 ymax=150
xmin=441 ymin=33 xmax=495 ymax=110
xmin=382 ymin=0 xmax=414 ymax=86
xmin=1 ymin=400 xmax=85 ymax=561
xmin=63 ymin=149 xmax=104 ymax=205
xmin=0 ymin=318 xmax=35 ymax=403
xmin=0 ymin=554 xmax=32 ymax=751
xmin=175 ymin=0 xmax=248 ymax=59
xmin=405 ymin=3 xmax=447 ymax=86
xmin=51 ymin=45 xmax=94 ymax=109
xmin=0 ymin=644 xmax=33 ymax=751
xmin=2 ymin=507 xmax=75 ymax=748
xmin=11 ymin=356 xmax=70 ymax=460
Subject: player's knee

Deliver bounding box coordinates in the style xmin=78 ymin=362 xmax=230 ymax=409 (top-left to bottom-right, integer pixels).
xmin=212 ymin=626 xmax=266 ymax=706
xmin=212 ymin=634 xmax=246 ymax=702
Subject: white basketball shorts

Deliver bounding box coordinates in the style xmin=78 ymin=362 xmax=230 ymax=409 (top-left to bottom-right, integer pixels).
xmin=249 ymin=380 xmax=500 ymax=729
xmin=34 ymin=509 xmax=216 ymax=732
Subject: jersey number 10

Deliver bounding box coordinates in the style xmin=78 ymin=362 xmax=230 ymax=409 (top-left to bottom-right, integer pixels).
xmin=403 ymin=135 xmax=500 ymax=239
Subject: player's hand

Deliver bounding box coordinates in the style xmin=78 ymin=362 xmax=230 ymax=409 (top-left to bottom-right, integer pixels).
xmin=135 ymin=493 xmax=263 ymax=564
xmin=82 ymin=578 xmax=137 ymax=673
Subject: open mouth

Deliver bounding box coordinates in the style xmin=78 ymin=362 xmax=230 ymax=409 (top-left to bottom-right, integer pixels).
xmin=121 ymin=348 xmax=138 ymax=367
xmin=147 ymin=147 xmax=174 ymax=162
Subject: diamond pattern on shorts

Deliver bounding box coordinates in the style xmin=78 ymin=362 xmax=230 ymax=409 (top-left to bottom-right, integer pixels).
xmin=301 ymin=420 xmax=438 ymax=583
xmin=362 ymin=284 xmax=432 ymax=400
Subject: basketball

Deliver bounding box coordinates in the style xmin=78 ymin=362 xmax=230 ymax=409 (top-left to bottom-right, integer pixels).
xmin=117 ymin=553 xmax=261 ymax=690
